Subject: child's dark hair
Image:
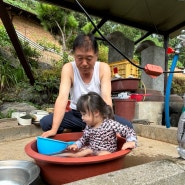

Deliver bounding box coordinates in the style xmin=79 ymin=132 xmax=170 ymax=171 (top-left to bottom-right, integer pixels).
xmin=72 ymin=33 xmax=98 ymax=54
xmin=77 ymin=92 xmax=114 ymax=119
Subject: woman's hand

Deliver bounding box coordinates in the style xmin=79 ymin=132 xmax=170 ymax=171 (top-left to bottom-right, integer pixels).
xmin=121 ymin=141 xmax=136 ymax=150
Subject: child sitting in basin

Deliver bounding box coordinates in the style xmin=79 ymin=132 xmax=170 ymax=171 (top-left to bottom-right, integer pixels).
xmin=58 ymin=91 xmax=137 ymax=157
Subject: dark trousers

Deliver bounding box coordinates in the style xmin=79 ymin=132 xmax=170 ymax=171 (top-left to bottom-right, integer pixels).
xmin=40 ymin=109 xmax=133 ymax=134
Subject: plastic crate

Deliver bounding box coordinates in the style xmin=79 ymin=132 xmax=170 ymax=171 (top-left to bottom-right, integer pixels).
xmin=109 ymin=60 xmax=139 ymax=78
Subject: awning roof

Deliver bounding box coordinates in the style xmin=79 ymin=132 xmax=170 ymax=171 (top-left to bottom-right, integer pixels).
xmin=40 ymin=0 xmax=185 ymax=38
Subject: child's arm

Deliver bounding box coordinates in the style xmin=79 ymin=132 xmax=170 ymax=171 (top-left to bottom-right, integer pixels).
xmin=111 ymin=119 xmax=138 ymax=148
xmin=121 ymin=141 xmax=136 ymax=150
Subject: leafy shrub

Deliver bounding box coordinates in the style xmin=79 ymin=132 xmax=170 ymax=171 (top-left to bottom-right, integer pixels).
xmin=0 ymin=26 xmax=41 ymax=92
xmin=98 ymin=44 xmax=108 ymax=62
xmin=172 ymin=76 xmax=185 ymax=95
xmin=37 ymin=38 xmax=61 ymax=54
xmin=31 ymin=67 xmax=61 ymax=104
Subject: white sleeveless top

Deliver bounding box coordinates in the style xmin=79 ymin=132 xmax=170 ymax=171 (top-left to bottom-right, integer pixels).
xmin=70 ymin=61 xmax=101 ymax=110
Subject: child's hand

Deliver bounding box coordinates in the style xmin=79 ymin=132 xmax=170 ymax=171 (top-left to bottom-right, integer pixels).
xmin=121 ymin=141 xmax=136 ymax=150
xmin=67 ymin=144 xmax=78 ymax=151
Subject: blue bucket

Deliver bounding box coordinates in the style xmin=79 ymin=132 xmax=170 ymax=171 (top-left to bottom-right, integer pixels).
xmin=37 ymin=136 xmax=75 ymax=155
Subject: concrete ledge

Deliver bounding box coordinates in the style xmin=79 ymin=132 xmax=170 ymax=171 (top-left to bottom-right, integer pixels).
xmin=66 ymin=160 xmax=185 ymax=185
xmin=133 ymin=123 xmax=178 ymax=145
xmin=0 ymin=124 xmax=42 ymax=142
xmin=0 ymin=120 xmax=178 ymax=145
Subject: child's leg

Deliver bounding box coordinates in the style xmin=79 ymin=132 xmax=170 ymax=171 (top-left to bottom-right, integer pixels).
xmin=96 ymin=151 xmax=111 ymax=156
xmin=54 ymin=148 xmax=93 ymax=157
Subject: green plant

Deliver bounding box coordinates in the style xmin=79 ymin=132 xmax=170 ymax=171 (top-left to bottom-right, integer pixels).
xmin=4 ymin=0 xmax=38 ymax=14
xmin=172 ymin=76 xmax=185 ymax=95
xmin=32 ymin=67 xmax=61 ymax=104
xmin=0 ymin=56 xmax=26 ymax=91
xmin=37 ymin=39 xmax=61 ymax=54
xmin=0 ymin=25 xmax=41 ymax=92
xmin=12 ymin=41 xmax=41 ymax=69
xmin=98 ymin=44 xmax=108 ymax=62
xmin=0 ymin=109 xmax=15 ymax=119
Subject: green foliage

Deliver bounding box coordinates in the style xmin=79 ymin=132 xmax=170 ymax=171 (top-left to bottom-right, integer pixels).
xmin=168 ymin=60 xmax=184 ymax=69
xmin=172 ymin=76 xmax=185 ymax=95
xmin=0 ymin=109 xmax=15 ymax=119
xmin=32 ymin=68 xmax=61 ymax=104
xmin=98 ymin=44 xmax=108 ymax=62
xmin=36 ymin=3 xmax=78 ymax=36
xmin=0 ymin=26 xmax=41 ymax=92
xmin=62 ymin=51 xmax=70 ymax=64
xmin=0 ymin=26 xmax=12 ymax=46
xmin=67 ymin=15 xmax=79 ymax=28
xmin=4 ymin=0 xmax=38 ymax=14
xmin=0 ymin=25 xmax=40 ymax=85
xmin=81 ymin=21 xmax=97 ymax=34
xmin=36 ymin=3 xmax=79 ymax=52
xmin=20 ymin=41 xmax=41 ymax=69
xmin=168 ymin=38 xmax=185 ymax=67
xmin=37 ymin=38 xmax=61 ymax=54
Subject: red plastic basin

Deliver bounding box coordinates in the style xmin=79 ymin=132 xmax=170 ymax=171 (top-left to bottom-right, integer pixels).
xmin=25 ymin=132 xmax=131 ymax=185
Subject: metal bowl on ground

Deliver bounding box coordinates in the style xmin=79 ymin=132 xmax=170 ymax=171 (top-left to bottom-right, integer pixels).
xmin=0 ymin=160 xmax=40 ymax=185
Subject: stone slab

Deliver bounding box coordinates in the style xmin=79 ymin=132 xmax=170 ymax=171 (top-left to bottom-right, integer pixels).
xmin=66 ymin=160 xmax=185 ymax=185
xmin=0 ymin=124 xmax=42 ymax=142
xmin=133 ymin=123 xmax=178 ymax=145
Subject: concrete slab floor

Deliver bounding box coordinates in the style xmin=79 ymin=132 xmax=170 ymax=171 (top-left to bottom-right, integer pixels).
xmin=0 ymin=133 xmax=182 ymax=185
xmin=0 ymin=120 xmax=182 ymax=184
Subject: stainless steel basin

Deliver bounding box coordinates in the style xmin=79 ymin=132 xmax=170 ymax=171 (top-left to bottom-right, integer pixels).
xmin=0 ymin=160 xmax=40 ymax=185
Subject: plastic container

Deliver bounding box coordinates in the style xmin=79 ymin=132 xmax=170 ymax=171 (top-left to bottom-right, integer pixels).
xmin=111 ymin=78 xmax=140 ymax=92
xmin=37 ymin=136 xmax=74 ymax=155
xmin=11 ymin=112 xmax=26 ymax=120
xmin=130 ymin=93 xmax=151 ymax=102
xmin=113 ymin=99 xmax=136 ymax=121
xmin=19 ymin=115 xmax=32 ymax=126
xmin=30 ymin=110 xmax=49 ymax=122
xmin=109 ymin=60 xmax=139 ymax=78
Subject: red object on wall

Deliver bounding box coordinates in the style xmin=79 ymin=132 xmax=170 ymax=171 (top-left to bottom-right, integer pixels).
xmin=144 ymin=64 xmax=163 ymax=78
